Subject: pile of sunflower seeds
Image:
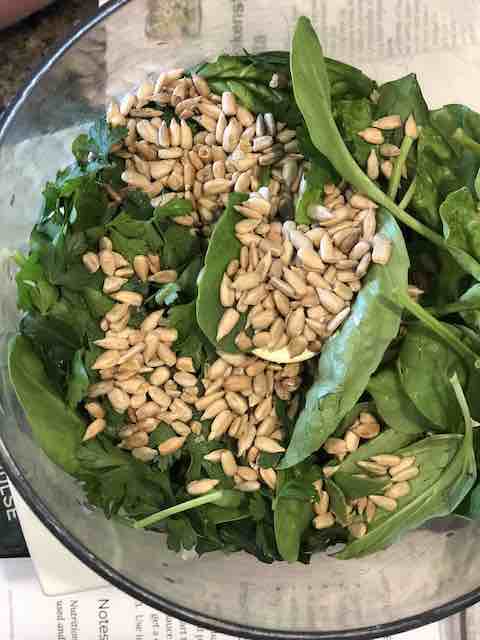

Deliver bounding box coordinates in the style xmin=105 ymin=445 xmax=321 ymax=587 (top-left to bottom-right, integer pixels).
xmin=81 ymin=236 xmax=302 ymax=494
xmin=313 ymin=412 xmax=420 ymax=539
xmin=217 ymin=184 xmax=392 ymax=358
xmin=107 ymin=70 xmax=303 ymax=236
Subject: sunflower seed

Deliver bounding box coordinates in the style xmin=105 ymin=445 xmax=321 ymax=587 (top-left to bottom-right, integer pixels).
xmin=313 ymin=513 xmax=335 ymax=529
xmin=385 ymin=481 xmax=411 ymax=499
xmin=372 ymin=234 xmax=392 ymax=265
xmin=221 ymin=450 xmax=238 ymax=477
xmin=232 ymin=271 xmax=261 ymax=290
xmin=287 ymin=336 xmax=308 ymax=358
xmin=237 ymin=466 xmax=258 ymax=482
xmin=370 ymin=454 xmax=402 ymax=467
xmin=236 ymin=480 xmax=261 ymax=493
xmin=108 ymin=388 xmax=131 ymax=413
xmin=286 ymin=307 xmax=306 ymax=338
xmin=356 ymin=461 xmax=388 ymax=476
xmin=349 ymin=522 xmax=368 ymax=538
xmin=353 ymin=421 xmax=380 ymax=439
xmin=209 ymin=410 xmax=235 ymax=440
xmin=156 ymin=343 xmax=177 ymax=367
xmin=187 ymin=478 xmax=219 ymax=496
xmin=392 ymin=466 xmax=419 ymax=482
xmin=216 ymin=308 xmax=240 ymax=341
xmin=259 ymin=467 xmax=277 ymax=490
xmin=82 ymin=252 xmax=100 ymax=273
xmin=325 ymin=438 xmax=348 ymax=457
xmin=358 ymin=127 xmax=384 ymax=144
xmin=369 ymin=494 xmax=397 ymax=512
xmin=405 ymin=113 xmax=418 ymax=139
xmin=367 ymin=149 xmax=379 ymax=180
xmin=201 ymin=398 xmax=229 ymax=420
xmin=389 ymin=456 xmax=416 ymax=477
xmin=83 ymin=419 xmax=106 ymax=441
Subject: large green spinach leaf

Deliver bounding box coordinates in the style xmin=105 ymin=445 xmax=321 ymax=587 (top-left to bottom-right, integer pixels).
xmin=397 ymin=324 xmax=469 ymax=431
xmin=367 ymin=366 xmax=435 ymax=435
xmin=8 ymin=335 xmax=84 ymax=474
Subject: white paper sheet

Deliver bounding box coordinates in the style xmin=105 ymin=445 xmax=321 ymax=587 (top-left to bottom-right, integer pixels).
xmin=0 ymin=557 xmax=468 ymax=640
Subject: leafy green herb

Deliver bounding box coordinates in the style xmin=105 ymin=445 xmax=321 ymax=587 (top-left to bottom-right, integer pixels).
xmin=280 ymin=209 xmax=409 ymax=469
xmin=153 ymin=198 xmax=193 ymax=221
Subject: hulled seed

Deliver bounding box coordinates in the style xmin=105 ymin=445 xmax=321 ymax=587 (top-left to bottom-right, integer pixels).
xmin=391 ymin=466 xmax=419 ymax=482
xmin=313 ymin=513 xmax=335 ymax=529
xmin=187 ymin=478 xmax=220 ymax=496
xmin=356 ymin=461 xmax=388 ymax=476
xmin=158 ymin=436 xmax=186 ymax=456
xmin=221 ymin=450 xmax=238 ymax=477
xmin=236 ymin=480 xmax=261 ymax=492
xmin=349 ymin=522 xmax=367 ymax=538
xmin=385 ymin=481 xmax=411 ymax=499
xmin=217 ymin=308 xmax=240 ymax=341
xmin=369 ymin=494 xmax=397 ymax=512
xmin=389 ymin=456 xmax=416 ymax=477
xmin=83 ymin=419 xmax=106 ymax=441
xmin=370 ymin=454 xmax=402 ymax=467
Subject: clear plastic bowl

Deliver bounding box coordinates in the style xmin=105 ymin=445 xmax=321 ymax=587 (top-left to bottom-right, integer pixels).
xmin=2 ymin=1 xmax=480 ymax=638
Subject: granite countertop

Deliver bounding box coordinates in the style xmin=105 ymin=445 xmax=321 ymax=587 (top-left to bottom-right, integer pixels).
xmin=0 ymin=0 xmax=98 ymax=114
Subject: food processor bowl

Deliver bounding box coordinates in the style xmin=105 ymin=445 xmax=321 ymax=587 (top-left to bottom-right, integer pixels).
xmin=2 ymin=1 xmax=480 ymax=637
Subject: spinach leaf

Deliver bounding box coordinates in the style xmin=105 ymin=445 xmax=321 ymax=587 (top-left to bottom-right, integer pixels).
xmin=196 ymin=192 xmax=249 ymax=352
xmin=460 ymin=284 xmax=480 ymax=331
xmin=8 ymin=335 xmax=84 ymax=474
xmin=338 ymin=375 xmax=476 ymax=558
xmin=274 ymin=469 xmax=312 ymax=563
xmin=66 ymin=349 xmax=89 ymax=409
xmin=440 ymin=187 xmax=480 ymax=278
xmin=324 ymin=478 xmax=349 ymax=525
xmin=367 ymin=366 xmax=434 ymax=435
xmin=397 ymin=324 xmax=469 ymax=431
xmin=280 ymin=209 xmax=409 ymax=469
xmin=333 ymin=472 xmax=390 ymax=500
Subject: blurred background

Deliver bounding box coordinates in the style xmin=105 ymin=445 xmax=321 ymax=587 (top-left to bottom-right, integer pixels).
xmin=0 ymin=0 xmax=97 ymax=115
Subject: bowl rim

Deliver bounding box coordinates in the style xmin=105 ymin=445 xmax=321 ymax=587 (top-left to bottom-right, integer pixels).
xmin=1 ymin=1 xmax=480 ymax=637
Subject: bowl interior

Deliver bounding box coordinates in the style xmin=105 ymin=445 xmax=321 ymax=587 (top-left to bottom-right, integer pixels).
xmin=2 ymin=1 xmax=480 ymax=637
